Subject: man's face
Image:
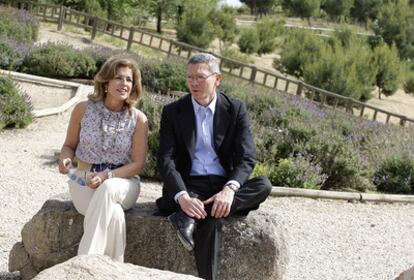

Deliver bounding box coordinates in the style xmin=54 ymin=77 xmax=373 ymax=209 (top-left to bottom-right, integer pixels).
xmin=186 ymin=63 xmax=221 ymax=106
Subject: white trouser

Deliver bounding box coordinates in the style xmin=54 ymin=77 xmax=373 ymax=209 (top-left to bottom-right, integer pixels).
xmin=68 ymin=170 xmax=140 ymax=262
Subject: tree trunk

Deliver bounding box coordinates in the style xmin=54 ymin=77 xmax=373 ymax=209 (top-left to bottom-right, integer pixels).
xmin=156 ymin=6 xmax=162 ymax=34
xmin=378 ymin=87 xmax=381 ymax=99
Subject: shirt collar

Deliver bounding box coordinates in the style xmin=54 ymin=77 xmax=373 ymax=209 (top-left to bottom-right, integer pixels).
xmin=191 ymin=92 xmax=217 ymax=115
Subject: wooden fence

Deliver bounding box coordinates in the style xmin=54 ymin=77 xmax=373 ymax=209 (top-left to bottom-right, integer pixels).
xmin=2 ymin=0 xmax=414 ymax=127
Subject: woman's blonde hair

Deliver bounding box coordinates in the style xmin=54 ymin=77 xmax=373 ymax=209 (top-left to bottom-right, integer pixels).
xmin=89 ymin=56 xmax=143 ymax=115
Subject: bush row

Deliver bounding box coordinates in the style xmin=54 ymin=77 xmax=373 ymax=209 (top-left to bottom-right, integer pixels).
xmin=133 ymin=57 xmax=414 ymax=195
xmin=1 ymin=38 xmax=412 ymax=194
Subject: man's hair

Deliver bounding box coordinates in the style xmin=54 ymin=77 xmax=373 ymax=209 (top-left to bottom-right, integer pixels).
xmin=188 ymin=53 xmax=221 ymax=74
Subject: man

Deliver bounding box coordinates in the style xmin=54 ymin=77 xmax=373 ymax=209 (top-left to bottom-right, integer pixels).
xmin=156 ymin=53 xmax=272 ymax=280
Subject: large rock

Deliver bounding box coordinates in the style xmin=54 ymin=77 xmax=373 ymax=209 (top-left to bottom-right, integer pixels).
xmin=33 ymin=255 xmax=201 ymax=280
xmin=395 ymin=266 xmax=414 ymax=280
xmin=9 ymin=193 xmax=287 ymax=280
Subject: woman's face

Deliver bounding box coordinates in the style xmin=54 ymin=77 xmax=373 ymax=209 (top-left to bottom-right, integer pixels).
xmin=106 ymin=66 xmax=133 ymax=102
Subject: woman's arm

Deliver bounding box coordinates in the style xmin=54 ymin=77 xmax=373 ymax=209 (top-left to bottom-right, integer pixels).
xmin=58 ymin=102 xmax=87 ymax=174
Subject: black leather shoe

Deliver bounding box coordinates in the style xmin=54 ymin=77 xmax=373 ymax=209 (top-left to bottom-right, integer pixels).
xmin=168 ymin=211 xmax=196 ymax=251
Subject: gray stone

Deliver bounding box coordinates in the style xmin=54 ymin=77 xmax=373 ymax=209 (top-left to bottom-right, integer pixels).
xmin=395 ymin=266 xmax=414 ymax=280
xmin=9 ymin=193 xmax=287 ymax=280
xmin=33 ymin=255 xmax=201 ymax=280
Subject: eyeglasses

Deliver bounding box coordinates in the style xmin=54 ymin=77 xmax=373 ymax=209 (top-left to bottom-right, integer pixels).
xmin=67 ymin=170 xmax=86 ymax=186
xmin=186 ymin=72 xmax=216 ymax=82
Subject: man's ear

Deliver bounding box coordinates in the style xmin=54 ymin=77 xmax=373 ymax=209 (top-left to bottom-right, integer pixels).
xmin=215 ymin=73 xmax=222 ymax=87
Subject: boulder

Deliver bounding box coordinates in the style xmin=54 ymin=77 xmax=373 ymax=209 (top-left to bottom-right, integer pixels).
xmin=395 ymin=266 xmax=414 ymax=280
xmin=9 ymin=193 xmax=287 ymax=280
xmin=33 ymin=255 xmax=201 ymax=280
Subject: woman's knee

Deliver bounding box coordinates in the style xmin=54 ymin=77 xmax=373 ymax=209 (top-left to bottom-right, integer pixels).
xmin=97 ymin=179 xmax=119 ymax=199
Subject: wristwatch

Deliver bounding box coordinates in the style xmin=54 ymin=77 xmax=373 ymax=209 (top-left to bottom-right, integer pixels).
xmin=107 ymin=171 xmax=114 ymax=179
xmin=225 ymin=183 xmax=239 ymax=192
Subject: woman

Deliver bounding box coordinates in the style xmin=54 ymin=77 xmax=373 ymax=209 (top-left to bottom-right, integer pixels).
xmin=58 ymin=56 xmax=148 ymax=262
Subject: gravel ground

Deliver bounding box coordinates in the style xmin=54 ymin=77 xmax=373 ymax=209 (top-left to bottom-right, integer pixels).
xmin=1 ymin=86 xmax=414 ymax=280
xmin=1 ymin=22 xmax=414 ymax=280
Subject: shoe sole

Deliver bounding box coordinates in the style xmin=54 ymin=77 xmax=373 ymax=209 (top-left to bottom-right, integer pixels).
xmin=167 ymin=215 xmax=194 ymax=251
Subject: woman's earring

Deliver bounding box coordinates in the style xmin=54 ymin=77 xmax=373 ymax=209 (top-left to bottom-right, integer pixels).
xmin=104 ymin=87 xmax=108 ymax=93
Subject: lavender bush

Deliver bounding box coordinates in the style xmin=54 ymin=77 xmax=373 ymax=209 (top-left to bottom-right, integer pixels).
xmin=0 ymin=76 xmax=33 ymax=130
xmin=0 ymin=36 xmax=31 ymax=70
xmin=0 ymin=7 xmax=39 ymax=44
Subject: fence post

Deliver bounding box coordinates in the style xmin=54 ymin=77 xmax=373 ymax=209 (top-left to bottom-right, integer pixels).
xmin=250 ymin=66 xmax=257 ymax=84
xmin=167 ymin=42 xmax=173 ymax=57
xmin=127 ymin=27 xmax=135 ymax=51
xmin=346 ymin=98 xmax=354 ymax=113
xmin=57 ymin=5 xmax=65 ymax=31
xmin=399 ymin=117 xmax=407 ymax=127
xmin=296 ymin=82 xmax=303 ymax=96
xmin=91 ymin=16 xmax=98 ymax=41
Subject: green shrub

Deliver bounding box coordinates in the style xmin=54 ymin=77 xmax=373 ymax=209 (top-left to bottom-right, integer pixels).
xmin=176 ymin=0 xmax=217 ymax=48
xmin=136 ymin=93 xmax=172 ymax=179
xmin=83 ymin=46 xmax=126 ymax=73
xmin=139 ymin=58 xmax=187 ymax=95
xmin=0 ymin=36 xmax=31 ymax=71
xmin=238 ymin=27 xmax=260 ymax=54
xmin=302 ymin=132 xmax=372 ymax=191
xmin=220 ymin=44 xmax=254 ymax=69
xmin=22 ymin=43 xmax=96 ymax=78
xmin=0 ymin=76 xmax=33 ymax=130
xmin=0 ymin=7 xmax=39 ymax=44
xmin=256 ymin=17 xmax=283 ymax=55
xmin=403 ymin=74 xmax=414 ymax=94
xmin=373 ymin=155 xmax=414 ymax=194
xmin=271 ymin=155 xmax=327 ymax=189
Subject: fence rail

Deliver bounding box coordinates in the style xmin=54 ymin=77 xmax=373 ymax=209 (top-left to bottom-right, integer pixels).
xmin=2 ymin=0 xmax=414 ymax=127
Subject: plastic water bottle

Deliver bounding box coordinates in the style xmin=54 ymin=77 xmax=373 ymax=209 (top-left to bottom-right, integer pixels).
xmin=67 ymin=169 xmax=86 ymax=186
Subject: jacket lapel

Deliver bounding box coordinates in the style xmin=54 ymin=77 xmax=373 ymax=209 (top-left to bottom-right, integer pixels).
xmin=214 ymin=92 xmax=231 ymax=151
xmin=178 ymin=95 xmax=196 ymax=159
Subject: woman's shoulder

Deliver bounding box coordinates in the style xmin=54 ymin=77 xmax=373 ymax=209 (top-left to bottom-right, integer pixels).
xmin=133 ymin=108 xmax=148 ymax=124
xmin=72 ymin=100 xmax=89 ymax=116
xmin=132 ymin=107 xmax=148 ymax=123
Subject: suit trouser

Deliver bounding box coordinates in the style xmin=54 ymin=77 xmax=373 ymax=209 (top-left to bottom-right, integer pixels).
xmin=157 ymin=175 xmax=272 ymax=280
xmin=68 ymin=170 xmax=140 ymax=262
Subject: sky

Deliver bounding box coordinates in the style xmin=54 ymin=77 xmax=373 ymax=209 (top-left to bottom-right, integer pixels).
xmin=219 ymin=0 xmax=243 ymax=8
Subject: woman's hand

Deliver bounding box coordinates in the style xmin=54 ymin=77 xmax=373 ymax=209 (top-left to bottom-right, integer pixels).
xmin=86 ymin=171 xmax=108 ymax=189
xmin=59 ymin=158 xmax=72 ymax=174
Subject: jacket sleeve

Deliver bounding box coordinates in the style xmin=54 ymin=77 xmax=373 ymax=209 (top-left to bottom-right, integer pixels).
xmin=228 ymin=101 xmax=256 ymax=186
xmin=157 ymin=105 xmax=187 ymax=199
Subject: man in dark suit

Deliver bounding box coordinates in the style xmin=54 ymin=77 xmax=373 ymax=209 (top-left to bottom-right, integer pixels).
xmin=156 ymin=53 xmax=272 ymax=280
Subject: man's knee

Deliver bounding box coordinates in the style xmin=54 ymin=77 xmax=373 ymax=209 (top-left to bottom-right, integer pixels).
xmin=251 ymin=175 xmax=272 ymax=196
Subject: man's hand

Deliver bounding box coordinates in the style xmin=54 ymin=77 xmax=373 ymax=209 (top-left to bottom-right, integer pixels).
xmin=178 ymin=193 xmax=207 ymax=219
xmin=204 ymin=186 xmax=235 ymax=218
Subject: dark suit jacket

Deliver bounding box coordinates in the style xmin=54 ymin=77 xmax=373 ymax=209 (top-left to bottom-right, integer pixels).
xmin=157 ymin=91 xmax=256 ymax=202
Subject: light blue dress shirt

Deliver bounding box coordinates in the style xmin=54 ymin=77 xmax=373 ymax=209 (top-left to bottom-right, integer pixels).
xmin=190 ymin=95 xmax=226 ymax=176
xmin=174 ymin=94 xmax=240 ymax=202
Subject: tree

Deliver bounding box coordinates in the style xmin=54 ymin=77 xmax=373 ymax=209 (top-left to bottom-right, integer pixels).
xmin=238 ymin=26 xmax=260 ymax=54
xmin=372 ymin=41 xmax=401 ymax=99
xmin=240 ymin=0 xmax=278 ymax=18
xmin=374 ymin=0 xmax=414 ymax=59
xmin=209 ymin=9 xmax=238 ymax=50
xmin=350 ymin=0 xmax=383 ymax=24
xmin=256 ymin=17 xmax=283 ymax=55
xmin=281 ymin=0 xmax=321 ymax=19
xmin=321 ymin=0 xmax=354 ymax=21
xmin=176 ymin=0 xmax=217 ymax=48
